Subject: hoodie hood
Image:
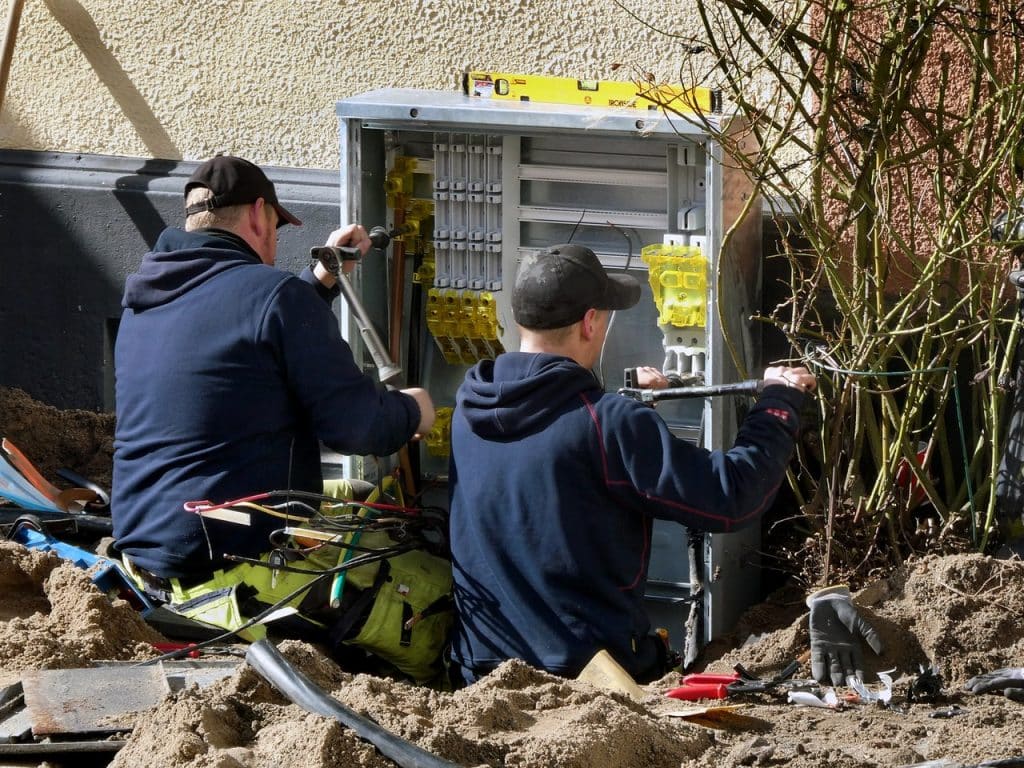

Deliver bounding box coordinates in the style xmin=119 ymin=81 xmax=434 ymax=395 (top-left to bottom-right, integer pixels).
xmin=122 ymin=228 xmax=262 ymax=310
xmin=456 ymin=352 xmax=601 ymax=439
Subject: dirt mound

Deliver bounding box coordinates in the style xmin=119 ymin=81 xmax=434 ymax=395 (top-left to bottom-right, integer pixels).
xmin=111 ymin=648 xmax=711 ymax=768
xmin=108 ymin=552 xmax=1024 ymax=768
xmin=703 ymin=553 xmax=1024 ymax=686
xmin=0 ymin=386 xmax=115 ymax=490
xmin=0 ymin=541 xmax=163 ymax=681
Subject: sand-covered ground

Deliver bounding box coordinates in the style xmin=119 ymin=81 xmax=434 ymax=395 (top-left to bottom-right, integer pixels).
xmin=2 ymin=386 xmax=1023 ymax=768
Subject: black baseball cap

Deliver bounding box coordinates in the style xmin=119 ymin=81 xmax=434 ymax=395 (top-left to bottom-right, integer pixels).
xmin=184 ymin=155 xmax=302 ymax=228
xmin=512 ymin=244 xmax=641 ymax=330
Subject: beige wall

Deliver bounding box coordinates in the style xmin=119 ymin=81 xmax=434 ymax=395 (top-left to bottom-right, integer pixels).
xmin=0 ymin=0 xmax=710 ymax=170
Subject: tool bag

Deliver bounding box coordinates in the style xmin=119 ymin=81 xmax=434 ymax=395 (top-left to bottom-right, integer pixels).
xmin=315 ymin=477 xmax=453 ymax=684
xmin=319 ymin=526 xmax=453 ymax=683
xmin=130 ymin=477 xmax=454 ymax=685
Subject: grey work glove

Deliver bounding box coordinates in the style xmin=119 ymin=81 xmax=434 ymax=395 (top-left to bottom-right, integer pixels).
xmin=807 ymin=585 xmax=884 ymax=686
xmin=965 ymin=667 xmax=1024 ymax=702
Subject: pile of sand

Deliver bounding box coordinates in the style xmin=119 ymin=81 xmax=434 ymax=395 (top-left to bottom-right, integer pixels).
xmin=0 ymin=542 xmax=162 ymax=681
xmin=0 ymin=540 xmax=1021 ymax=768
xmin=0 ymin=387 xmax=115 ymax=490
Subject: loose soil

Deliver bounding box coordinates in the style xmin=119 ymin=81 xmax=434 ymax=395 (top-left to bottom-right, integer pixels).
xmin=2 ymin=386 xmax=1023 ymax=768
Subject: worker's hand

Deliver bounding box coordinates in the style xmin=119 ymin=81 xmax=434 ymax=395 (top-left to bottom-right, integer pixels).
xmin=635 ymin=366 xmax=670 ymax=389
xmin=764 ymin=365 xmax=817 ymax=394
xmin=965 ymin=667 xmax=1024 ymax=701
xmin=326 ymin=224 xmax=371 ymax=263
xmin=807 ymin=585 xmax=884 ymax=686
xmin=313 ymin=225 xmax=371 ymax=288
xmin=402 ymin=387 xmax=436 ymax=439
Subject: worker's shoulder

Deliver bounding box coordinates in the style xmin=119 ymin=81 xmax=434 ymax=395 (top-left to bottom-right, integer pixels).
xmin=220 ymin=262 xmax=312 ymax=296
xmin=207 ymin=264 xmax=322 ymax=323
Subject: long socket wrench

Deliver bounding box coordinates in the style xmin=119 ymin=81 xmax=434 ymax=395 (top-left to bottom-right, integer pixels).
xmin=310 ymin=227 xmax=403 ymax=385
xmin=618 ymin=379 xmax=764 ymax=403
xmin=335 ymin=274 xmax=403 ymax=385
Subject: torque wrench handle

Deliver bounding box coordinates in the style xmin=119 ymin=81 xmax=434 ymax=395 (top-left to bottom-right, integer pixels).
xmin=618 ymin=379 xmax=764 ymax=403
xmin=310 ymin=227 xmax=404 ymax=386
xmin=336 ymin=272 xmax=404 ymax=386
xmin=310 ymin=226 xmax=397 ymax=266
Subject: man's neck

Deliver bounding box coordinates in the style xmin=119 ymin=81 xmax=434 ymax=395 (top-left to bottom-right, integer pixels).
xmin=519 ymin=340 xmax=593 ymax=369
xmin=196 ymin=228 xmax=263 ymax=263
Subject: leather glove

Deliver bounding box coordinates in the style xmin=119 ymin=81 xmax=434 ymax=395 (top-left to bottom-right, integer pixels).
xmin=964 ymin=667 xmax=1024 ymax=702
xmin=807 ymin=585 xmax=884 ymax=686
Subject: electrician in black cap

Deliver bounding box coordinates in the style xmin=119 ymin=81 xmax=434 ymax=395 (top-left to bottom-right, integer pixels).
xmin=447 ymin=243 xmax=815 ymax=685
xmin=112 ymin=156 xmax=435 ymax=637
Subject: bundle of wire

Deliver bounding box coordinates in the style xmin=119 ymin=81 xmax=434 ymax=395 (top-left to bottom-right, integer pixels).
xmin=185 ymin=488 xmax=449 ymax=563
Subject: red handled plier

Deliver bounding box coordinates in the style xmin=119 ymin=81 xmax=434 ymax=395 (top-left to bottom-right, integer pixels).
xmin=666 ymin=672 xmax=741 ymax=700
xmin=152 ymin=642 xmax=201 ymax=659
xmin=666 ymin=659 xmax=804 ymax=701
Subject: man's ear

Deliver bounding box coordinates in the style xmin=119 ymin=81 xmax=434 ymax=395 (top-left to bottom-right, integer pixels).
xmin=580 ymin=308 xmax=601 ymax=341
xmin=248 ymin=198 xmax=270 ymax=237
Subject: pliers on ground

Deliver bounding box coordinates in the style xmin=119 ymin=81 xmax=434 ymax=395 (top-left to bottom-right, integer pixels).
xmin=666 ymin=659 xmax=803 ymax=701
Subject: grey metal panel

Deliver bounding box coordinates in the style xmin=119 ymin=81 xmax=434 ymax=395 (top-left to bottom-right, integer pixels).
xmin=94 ymin=659 xmax=241 ymax=692
xmin=0 ymin=150 xmax=343 ymax=411
xmin=336 ymin=89 xmax=713 ymax=138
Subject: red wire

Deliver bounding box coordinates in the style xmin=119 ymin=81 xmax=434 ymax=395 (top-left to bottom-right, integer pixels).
xmin=183 ymin=492 xmax=271 ymax=513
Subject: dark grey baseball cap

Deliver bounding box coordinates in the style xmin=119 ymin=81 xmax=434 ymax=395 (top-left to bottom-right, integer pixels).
xmin=512 ymin=244 xmax=641 ymax=330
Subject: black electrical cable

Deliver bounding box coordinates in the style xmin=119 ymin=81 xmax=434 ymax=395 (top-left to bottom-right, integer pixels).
xmin=224 ymin=540 xmax=418 ymax=575
xmin=246 ymin=639 xmax=460 ymax=768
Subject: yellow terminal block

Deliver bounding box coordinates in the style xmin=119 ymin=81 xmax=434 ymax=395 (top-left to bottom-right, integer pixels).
xmin=401 ymin=199 xmax=433 ymax=240
xmin=424 ymin=289 xmax=466 ymax=365
xmin=641 ymin=244 xmax=708 ymax=328
xmin=425 ymin=288 xmax=443 ymax=330
xmin=424 ymin=288 xmax=505 ymax=365
xmin=460 ymin=294 xmax=488 ymax=362
xmin=425 ymin=289 xmax=453 ymax=356
xmin=385 ymin=174 xmax=410 ymax=197
xmin=424 ymin=407 xmax=453 ymax=456
xmin=385 ymin=156 xmax=417 ymax=206
xmin=454 ymin=293 xmax=479 ymax=364
xmin=475 ymin=292 xmax=502 ymax=340
xmin=442 ymin=289 xmax=463 ymax=337
xmin=387 ymin=189 xmax=408 ymax=210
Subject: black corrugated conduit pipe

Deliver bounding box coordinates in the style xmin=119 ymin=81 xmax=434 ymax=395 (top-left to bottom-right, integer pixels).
xmin=245 ymin=639 xmax=461 ymax=768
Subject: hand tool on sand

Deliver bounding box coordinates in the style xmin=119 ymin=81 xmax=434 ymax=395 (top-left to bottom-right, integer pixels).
xmin=666 ymin=660 xmax=804 ymax=701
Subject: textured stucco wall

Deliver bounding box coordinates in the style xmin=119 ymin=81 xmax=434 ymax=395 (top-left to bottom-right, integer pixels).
xmin=0 ymin=0 xmax=713 ymax=170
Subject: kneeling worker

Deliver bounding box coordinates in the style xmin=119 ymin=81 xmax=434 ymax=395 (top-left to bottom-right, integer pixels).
xmin=111 ymin=156 xmax=435 ymax=648
xmin=447 ymin=243 xmax=815 ymax=684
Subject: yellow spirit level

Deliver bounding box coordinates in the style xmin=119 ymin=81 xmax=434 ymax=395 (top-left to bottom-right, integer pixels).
xmin=462 ymin=70 xmax=720 ymax=114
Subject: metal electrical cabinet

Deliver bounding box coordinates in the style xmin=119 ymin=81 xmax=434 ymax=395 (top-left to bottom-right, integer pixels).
xmin=335 ymin=88 xmax=764 ymax=656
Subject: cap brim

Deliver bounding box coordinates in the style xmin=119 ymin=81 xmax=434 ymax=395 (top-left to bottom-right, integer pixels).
xmin=273 ymin=202 xmax=302 ymax=228
xmin=603 ymin=272 xmax=642 ymax=310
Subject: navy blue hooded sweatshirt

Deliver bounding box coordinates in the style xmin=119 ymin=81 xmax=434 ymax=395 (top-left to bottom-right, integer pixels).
xmin=449 ymin=352 xmax=807 ymax=681
xmin=112 ymin=227 xmax=420 ymax=578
